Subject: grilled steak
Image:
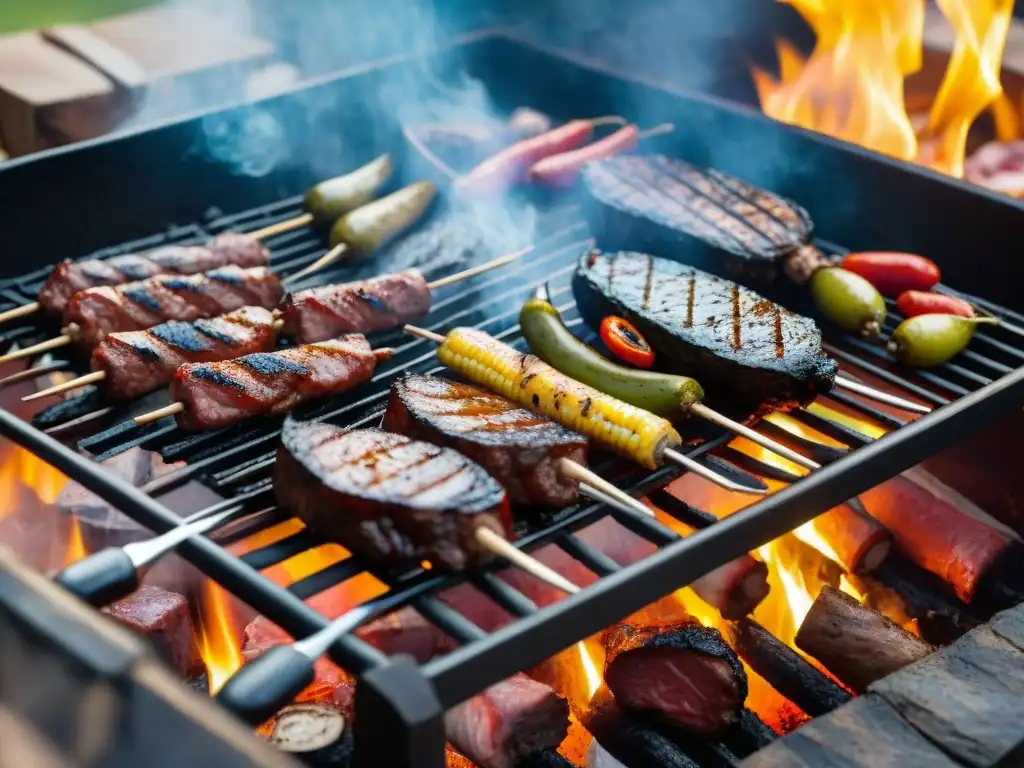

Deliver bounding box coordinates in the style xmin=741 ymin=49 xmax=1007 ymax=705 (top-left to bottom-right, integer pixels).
xmin=91 ymin=306 xmax=278 ymax=400
xmin=582 ymin=154 xmax=815 ymax=286
xmin=280 ymin=270 xmax=431 ymax=343
xmin=274 ymin=422 xmax=511 ymax=569
xmin=382 ymin=373 xmax=588 ymax=507
xmin=64 ymin=266 xmax=283 ymax=347
xmin=574 ymin=250 xmax=837 ymax=415
xmin=171 ymin=335 xmax=387 ymax=431
xmin=102 ymin=585 xmax=202 ymax=677
xmin=603 ymin=614 xmax=747 ymax=736
xmin=445 ymin=673 xmax=570 ymax=768
xmin=38 ymin=233 xmax=269 ymax=315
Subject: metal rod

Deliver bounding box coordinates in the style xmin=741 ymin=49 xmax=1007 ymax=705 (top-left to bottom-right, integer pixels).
xmin=690 ymin=403 xmax=820 ymax=470
xmin=663 ymin=447 xmax=767 ymax=495
xmin=248 ymin=212 xmax=315 ymax=240
xmin=426 ymin=246 xmax=534 ymax=290
xmin=0 ymin=301 xmax=40 ymax=324
xmin=833 ymin=374 xmax=933 ymax=415
xmin=122 ymin=504 xmax=246 ymax=567
xmin=23 ymin=371 xmax=105 ymax=402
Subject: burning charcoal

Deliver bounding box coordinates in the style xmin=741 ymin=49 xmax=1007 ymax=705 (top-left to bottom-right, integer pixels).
xmin=722 ymin=709 xmax=777 ymax=757
xmin=581 ymin=687 xmax=700 ymax=768
xmin=518 ymin=751 xmax=577 ymax=767
xmin=270 ymin=703 xmax=354 ymax=768
xmin=795 ymin=586 xmax=933 ymax=694
xmin=603 ymin=615 xmax=747 ymax=736
xmin=102 ymin=584 xmax=202 ymax=677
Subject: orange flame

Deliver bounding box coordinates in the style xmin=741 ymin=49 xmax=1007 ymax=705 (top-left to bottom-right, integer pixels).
xmin=196 ymin=580 xmax=244 ymax=694
xmin=577 ymin=640 xmax=603 ymax=701
xmin=755 ymin=0 xmax=1013 ymax=176
xmin=0 ymin=444 xmax=68 ymax=518
xmin=63 ymin=515 xmax=88 ymax=567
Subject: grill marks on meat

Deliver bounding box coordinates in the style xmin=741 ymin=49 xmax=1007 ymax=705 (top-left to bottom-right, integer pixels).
xmin=582 ymin=154 xmax=812 ymax=284
xmin=91 ymin=306 xmax=278 ymax=400
xmin=171 ymin=335 xmax=382 ymax=430
xmin=603 ymin=616 xmax=747 ymax=736
xmin=64 ymin=266 xmax=283 ymax=347
xmin=38 ymin=233 xmax=269 ymax=314
xmin=444 ymin=673 xmax=570 ymax=768
xmin=281 ymin=270 xmax=431 ymax=343
xmin=274 ymin=422 xmax=511 ymax=570
xmin=574 ymin=250 xmax=837 ymax=414
xmin=382 ymin=374 xmax=588 ymax=506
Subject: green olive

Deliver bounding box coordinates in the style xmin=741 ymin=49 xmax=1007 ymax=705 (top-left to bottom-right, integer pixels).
xmin=809 ymin=267 xmax=886 ymax=338
xmin=304 ymin=154 xmax=393 ymax=223
xmin=330 ymin=181 xmax=437 ymax=253
xmin=887 ymin=314 xmax=998 ymax=368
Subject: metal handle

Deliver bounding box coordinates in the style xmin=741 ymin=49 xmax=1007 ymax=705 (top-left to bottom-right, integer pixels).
xmin=121 ymin=504 xmax=243 ymax=569
xmin=216 ymin=645 xmax=316 ymax=726
xmin=54 ymin=548 xmax=138 ymax=607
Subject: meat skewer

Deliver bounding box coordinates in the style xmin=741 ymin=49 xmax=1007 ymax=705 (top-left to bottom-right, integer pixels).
xmin=574 ymin=249 xmax=931 ymax=415
xmin=132 ymin=336 xmax=393 ymax=430
xmin=404 ymin=324 xmax=767 ymax=496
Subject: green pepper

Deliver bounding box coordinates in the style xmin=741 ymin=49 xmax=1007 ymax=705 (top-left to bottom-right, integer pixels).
xmin=519 ymin=296 xmax=704 ymax=419
xmin=330 ymin=181 xmax=437 ymax=253
xmin=809 ymin=266 xmax=886 ymax=339
xmin=887 ymin=314 xmax=998 ymax=367
xmin=304 ymin=154 xmax=393 ymax=223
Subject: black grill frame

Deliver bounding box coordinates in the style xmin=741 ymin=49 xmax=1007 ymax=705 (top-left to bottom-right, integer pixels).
xmin=0 ymin=29 xmax=1023 ymax=768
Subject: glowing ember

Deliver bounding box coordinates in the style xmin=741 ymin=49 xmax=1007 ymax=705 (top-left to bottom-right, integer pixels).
xmin=577 ymin=641 xmax=603 ymax=700
xmin=755 ymin=0 xmax=1013 ymax=177
xmin=62 ymin=515 xmax=88 ymax=566
xmin=197 ymin=580 xmax=244 ymax=694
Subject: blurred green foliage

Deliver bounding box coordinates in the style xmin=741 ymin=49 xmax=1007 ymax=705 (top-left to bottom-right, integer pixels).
xmin=0 ymin=0 xmax=158 ymax=35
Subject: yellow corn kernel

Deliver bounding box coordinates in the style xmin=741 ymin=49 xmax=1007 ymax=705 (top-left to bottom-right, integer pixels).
xmin=438 ymin=327 xmax=680 ymax=469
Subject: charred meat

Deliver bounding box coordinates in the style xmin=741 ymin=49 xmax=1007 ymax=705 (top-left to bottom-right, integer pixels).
xmin=280 ymin=270 xmax=431 ymax=343
xmin=381 ymin=373 xmax=588 ymax=507
xmin=65 ymin=266 xmax=283 ymax=347
xmin=102 ymin=585 xmax=202 ymax=678
xmin=91 ymin=306 xmax=278 ymax=400
xmin=274 ymin=422 xmax=511 ymax=570
xmin=170 ymin=335 xmax=387 ymax=431
xmin=39 ymin=233 xmax=269 ymax=315
xmin=582 ymin=154 xmax=814 ymax=285
xmin=574 ymin=250 xmax=837 ymax=415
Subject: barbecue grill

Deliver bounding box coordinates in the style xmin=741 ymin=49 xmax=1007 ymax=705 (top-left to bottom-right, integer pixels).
xmin=1 ymin=29 xmax=1024 ymax=768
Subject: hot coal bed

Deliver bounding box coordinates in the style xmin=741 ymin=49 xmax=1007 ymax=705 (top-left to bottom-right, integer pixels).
xmin=1 ymin=30 xmax=1024 ymax=768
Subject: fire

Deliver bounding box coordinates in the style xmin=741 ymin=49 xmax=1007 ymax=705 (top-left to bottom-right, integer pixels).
xmin=755 ymin=0 xmax=1014 ymax=177
xmin=577 ymin=641 xmax=603 ymax=700
xmin=63 ymin=515 xmax=88 ymax=566
xmin=0 ymin=444 xmax=67 ymax=517
xmin=196 ymin=580 xmax=244 ymax=694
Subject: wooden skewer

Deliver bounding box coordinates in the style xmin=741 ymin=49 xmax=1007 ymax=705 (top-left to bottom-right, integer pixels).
xmin=426 ymin=246 xmax=533 ymax=290
xmin=474 ymin=527 xmax=579 ymax=594
xmin=0 ymin=302 xmax=41 ymax=324
xmin=23 ymin=371 xmax=106 ymax=402
xmin=247 ymin=212 xmax=315 ymax=241
xmin=281 ymin=243 xmax=348 ymax=287
xmin=0 ymin=333 xmax=73 ymax=365
xmin=689 ymin=402 xmax=820 ymax=471
xmin=833 ymin=374 xmax=932 ymax=415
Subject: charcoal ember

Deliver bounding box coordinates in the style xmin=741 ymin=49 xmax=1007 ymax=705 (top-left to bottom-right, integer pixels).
xmin=102 ymin=585 xmax=202 ymax=677
xmin=31 ymin=385 xmax=104 ymax=429
xmin=581 ymin=687 xmax=700 ymax=768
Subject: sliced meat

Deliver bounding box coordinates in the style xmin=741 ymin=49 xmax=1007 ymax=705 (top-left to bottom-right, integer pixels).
xmin=102 ymin=585 xmax=202 ymax=677
xmin=280 ymin=270 xmax=431 ymax=343
xmin=171 ymin=335 xmax=386 ymax=431
xmin=274 ymin=422 xmax=511 ymax=570
xmin=603 ymin=615 xmax=747 ymax=736
xmin=91 ymin=306 xmax=278 ymax=400
xmin=382 ymin=373 xmax=588 ymax=506
xmin=445 ymin=673 xmax=570 ymax=768
xmin=573 ymin=249 xmax=837 ymax=415
xmin=38 ymin=233 xmax=269 ymax=315
xmin=64 ymin=265 xmax=283 ymax=347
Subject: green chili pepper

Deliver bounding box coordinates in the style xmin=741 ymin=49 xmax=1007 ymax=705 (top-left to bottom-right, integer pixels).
xmin=887 ymin=314 xmax=998 ymax=368
xmin=330 ymin=181 xmax=437 ymax=253
xmin=304 ymin=154 xmax=394 ymax=223
xmin=519 ymin=296 xmax=704 ymax=419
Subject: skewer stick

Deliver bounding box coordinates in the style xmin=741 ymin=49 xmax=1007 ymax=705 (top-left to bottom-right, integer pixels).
xmin=0 ymin=334 xmax=73 ymax=365
xmin=426 ymin=246 xmax=534 ymax=290
xmin=474 ymin=527 xmax=580 ymax=594
xmin=248 ymin=213 xmax=315 ymax=241
xmin=134 ymin=402 xmax=185 ymax=426
xmin=282 ymin=243 xmax=348 ymax=287
xmin=833 ymin=375 xmax=932 ymax=415
xmin=0 ymin=301 xmax=41 ymax=324
xmin=689 ymin=402 xmax=820 ymax=471
xmin=23 ymin=371 xmax=106 ymax=402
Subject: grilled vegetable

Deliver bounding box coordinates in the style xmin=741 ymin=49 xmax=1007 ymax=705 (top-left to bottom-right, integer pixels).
xmin=887 ymin=314 xmax=998 ymax=368
xmin=582 ymin=154 xmax=826 ymax=285
xmin=840 ymin=252 xmax=941 ymax=297
xmin=600 ymin=315 xmax=655 ymax=368
xmin=303 ymin=154 xmax=393 ymax=223
xmin=520 ymin=297 xmax=702 ymax=420
xmin=436 ymin=327 xmax=682 ymax=469
xmin=574 ymin=250 xmax=838 ymax=416
xmin=896 ymin=291 xmax=975 ymax=319
xmin=329 ymin=181 xmax=436 ymax=252
xmin=809 ymin=267 xmax=886 ymax=339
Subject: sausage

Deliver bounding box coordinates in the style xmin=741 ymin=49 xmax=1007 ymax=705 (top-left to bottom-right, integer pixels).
xmin=528 ymin=125 xmax=640 ymax=188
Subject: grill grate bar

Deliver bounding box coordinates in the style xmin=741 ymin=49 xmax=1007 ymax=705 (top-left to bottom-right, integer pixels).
xmin=787 ymin=408 xmax=873 ymax=448
xmin=238 ymin=529 xmax=318 ymax=570
xmin=823 ymin=342 xmax=951 ymax=405
xmin=558 ymin=534 xmax=620 ymax=577
xmin=822 ymin=390 xmax=909 ymax=431
xmin=833 ymin=337 xmax=973 ymax=397
xmin=470 ymin=572 xmax=538 ymax=617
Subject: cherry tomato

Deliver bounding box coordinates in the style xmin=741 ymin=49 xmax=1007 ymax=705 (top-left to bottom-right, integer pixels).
xmin=896 ymin=290 xmax=975 ymax=319
xmin=600 ymin=316 xmax=654 ymax=368
xmin=840 ymin=252 xmax=941 ymax=297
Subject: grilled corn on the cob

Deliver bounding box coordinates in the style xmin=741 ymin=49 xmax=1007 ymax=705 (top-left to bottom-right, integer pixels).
xmin=437 ymin=327 xmax=681 ymax=469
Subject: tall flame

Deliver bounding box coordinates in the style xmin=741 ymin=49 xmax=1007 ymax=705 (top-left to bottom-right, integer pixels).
xmin=755 ymin=0 xmax=1013 ymax=176
xmin=197 ymin=580 xmax=244 ymax=694
xmin=63 ymin=515 xmax=88 ymax=567
xmin=577 ymin=641 xmax=603 ymax=701
xmin=0 ymin=444 xmax=68 ymax=518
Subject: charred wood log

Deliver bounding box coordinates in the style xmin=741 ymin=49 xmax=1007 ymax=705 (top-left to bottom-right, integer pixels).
xmin=269 ymin=704 xmax=353 ymax=767
xmin=795 ymin=586 xmax=933 ymax=694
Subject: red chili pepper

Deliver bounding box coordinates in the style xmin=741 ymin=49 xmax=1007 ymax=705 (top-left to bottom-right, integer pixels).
xmin=455 ymin=116 xmax=625 ymax=194
xmin=527 ymin=125 xmax=640 ymax=188
xmin=840 ymin=252 xmax=941 ymax=297
xmin=600 ymin=316 xmax=655 ymax=368
xmin=896 ymin=290 xmax=975 ymax=318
